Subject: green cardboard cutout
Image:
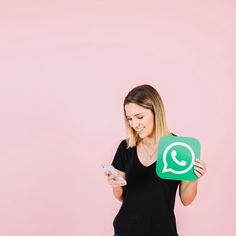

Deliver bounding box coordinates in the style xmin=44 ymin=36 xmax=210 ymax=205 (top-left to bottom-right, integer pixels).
xmin=156 ymin=136 xmax=201 ymax=181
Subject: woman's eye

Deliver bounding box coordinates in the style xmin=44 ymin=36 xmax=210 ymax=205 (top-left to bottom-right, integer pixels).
xmin=137 ymin=117 xmax=143 ymax=119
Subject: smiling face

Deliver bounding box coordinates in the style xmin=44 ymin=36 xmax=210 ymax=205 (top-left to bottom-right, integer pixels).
xmin=125 ymin=103 xmax=155 ymax=140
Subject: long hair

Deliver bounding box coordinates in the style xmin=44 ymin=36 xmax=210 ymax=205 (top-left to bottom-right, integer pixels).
xmin=123 ymin=84 xmax=170 ymax=148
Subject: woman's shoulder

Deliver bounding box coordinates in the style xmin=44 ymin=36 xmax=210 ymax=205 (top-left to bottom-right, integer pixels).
xmin=119 ymin=139 xmax=129 ymax=148
xmin=118 ymin=139 xmax=135 ymax=151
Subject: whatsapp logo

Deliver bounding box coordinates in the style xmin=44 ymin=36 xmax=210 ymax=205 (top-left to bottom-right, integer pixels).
xmin=162 ymin=142 xmax=194 ymax=174
xmin=156 ymin=136 xmax=201 ymax=181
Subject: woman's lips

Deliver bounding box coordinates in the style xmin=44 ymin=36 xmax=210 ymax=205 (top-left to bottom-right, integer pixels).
xmin=136 ymin=128 xmax=144 ymax=133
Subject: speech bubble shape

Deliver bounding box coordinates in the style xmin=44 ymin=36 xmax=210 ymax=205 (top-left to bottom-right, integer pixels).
xmin=162 ymin=142 xmax=195 ymax=174
xmin=156 ymin=136 xmax=201 ymax=181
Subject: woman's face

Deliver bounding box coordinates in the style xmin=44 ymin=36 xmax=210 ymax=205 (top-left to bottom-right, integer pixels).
xmin=125 ymin=103 xmax=155 ymax=139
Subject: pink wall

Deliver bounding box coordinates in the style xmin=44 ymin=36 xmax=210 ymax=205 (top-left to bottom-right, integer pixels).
xmin=0 ymin=1 xmax=235 ymax=235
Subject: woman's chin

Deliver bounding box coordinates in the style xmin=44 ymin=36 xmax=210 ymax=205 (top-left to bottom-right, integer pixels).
xmin=138 ymin=132 xmax=145 ymax=138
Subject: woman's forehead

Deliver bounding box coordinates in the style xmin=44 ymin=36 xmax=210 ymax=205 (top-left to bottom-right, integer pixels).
xmin=125 ymin=103 xmax=148 ymax=116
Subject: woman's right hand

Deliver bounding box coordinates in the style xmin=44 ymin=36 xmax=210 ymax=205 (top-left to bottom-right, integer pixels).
xmin=104 ymin=170 xmax=127 ymax=188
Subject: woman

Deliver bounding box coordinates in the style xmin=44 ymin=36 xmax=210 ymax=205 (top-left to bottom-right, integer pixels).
xmin=105 ymin=84 xmax=207 ymax=236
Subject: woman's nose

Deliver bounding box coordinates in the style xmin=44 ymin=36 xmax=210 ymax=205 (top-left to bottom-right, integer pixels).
xmin=134 ymin=121 xmax=141 ymax=129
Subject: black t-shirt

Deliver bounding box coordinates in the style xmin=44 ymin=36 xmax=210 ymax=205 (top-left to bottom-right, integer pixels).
xmin=112 ymin=139 xmax=180 ymax=236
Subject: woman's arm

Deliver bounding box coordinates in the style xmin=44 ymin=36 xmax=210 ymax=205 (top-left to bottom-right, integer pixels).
xmin=112 ymin=186 xmax=125 ymax=202
xmin=179 ymin=159 xmax=207 ymax=206
xmin=105 ymin=170 xmax=127 ymax=202
xmin=179 ymin=180 xmax=198 ymax=206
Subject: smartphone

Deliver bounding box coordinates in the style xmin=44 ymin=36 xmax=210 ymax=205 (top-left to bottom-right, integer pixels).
xmin=102 ymin=164 xmax=126 ymax=183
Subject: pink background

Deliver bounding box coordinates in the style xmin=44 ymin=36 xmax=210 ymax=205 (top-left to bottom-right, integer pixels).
xmin=0 ymin=1 xmax=235 ymax=235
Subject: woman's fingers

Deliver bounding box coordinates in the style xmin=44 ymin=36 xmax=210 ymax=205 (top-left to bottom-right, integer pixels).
xmin=194 ymin=166 xmax=204 ymax=176
xmin=110 ymin=180 xmax=127 ymax=187
xmin=105 ymin=172 xmax=126 ymax=187
xmin=194 ymin=159 xmax=207 ymax=178
xmin=104 ymin=170 xmax=127 ymax=187
xmin=109 ymin=179 xmax=126 ymax=187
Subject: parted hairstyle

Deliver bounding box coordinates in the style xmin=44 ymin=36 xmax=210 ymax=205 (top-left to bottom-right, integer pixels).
xmin=123 ymin=84 xmax=170 ymax=148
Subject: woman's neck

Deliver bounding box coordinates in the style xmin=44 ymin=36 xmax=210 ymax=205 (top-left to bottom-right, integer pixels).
xmin=141 ymin=137 xmax=156 ymax=146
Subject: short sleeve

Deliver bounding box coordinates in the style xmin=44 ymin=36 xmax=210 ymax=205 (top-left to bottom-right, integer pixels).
xmin=111 ymin=140 xmax=127 ymax=172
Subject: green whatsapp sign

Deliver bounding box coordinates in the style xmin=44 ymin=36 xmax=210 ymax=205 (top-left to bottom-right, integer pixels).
xmin=156 ymin=136 xmax=201 ymax=181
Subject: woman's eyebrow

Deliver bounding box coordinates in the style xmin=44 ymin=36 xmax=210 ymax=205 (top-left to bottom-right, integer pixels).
xmin=126 ymin=112 xmax=144 ymax=118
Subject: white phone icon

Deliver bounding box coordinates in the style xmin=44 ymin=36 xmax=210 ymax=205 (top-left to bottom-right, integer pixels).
xmin=171 ymin=150 xmax=187 ymax=166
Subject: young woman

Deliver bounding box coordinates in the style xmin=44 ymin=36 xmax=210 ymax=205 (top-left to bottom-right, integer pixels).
xmin=105 ymin=84 xmax=207 ymax=236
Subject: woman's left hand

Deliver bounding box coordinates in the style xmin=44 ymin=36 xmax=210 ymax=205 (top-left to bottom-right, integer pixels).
xmin=194 ymin=159 xmax=207 ymax=179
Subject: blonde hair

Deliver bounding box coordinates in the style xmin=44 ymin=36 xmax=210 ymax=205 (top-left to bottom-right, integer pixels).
xmin=123 ymin=84 xmax=170 ymax=148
